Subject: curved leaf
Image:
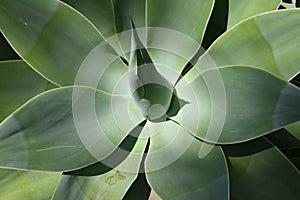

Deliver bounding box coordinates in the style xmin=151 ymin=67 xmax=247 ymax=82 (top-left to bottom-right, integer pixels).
xmin=175 ymin=66 xmax=300 ymax=144
xmin=64 ymin=120 xmax=146 ymax=176
xmin=0 ymin=60 xmax=55 ymax=122
xmin=195 ymin=9 xmax=300 ymax=80
xmin=61 ymin=0 xmax=115 ymax=38
xmin=146 ymin=0 xmax=214 ymax=77
xmin=147 ymin=0 xmax=214 ymax=42
xmin=285 ymin=121 xmax=300 ymax=140
xmin=227 ymin=0 xmax=281 ymax=29
xmin=223 ymin=138 xmax=300 ymax=199
xmin=0 ymin=0 xmax=103 ymax=85
xmin=0 ymin=87 xmax=143 ymax=171
xmin=53 ymin=135 xmax=148 ymax=200
xmin=0 ymin=168 xmax=61 ymax=200
xmin=145 ymin=121 xmax=229 ymax=199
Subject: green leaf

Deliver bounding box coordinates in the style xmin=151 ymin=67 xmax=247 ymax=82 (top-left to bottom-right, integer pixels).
xmin=285 ymin=121 xmax=300 ymax=140
xmin=53 ymin=135 xmax=149 ymax=200
xmin=128 ymin=24 xmax=174 ymax=121
xmin=0 ymin=0 xmax=103 ymax=86
xmin=146 ymin=0 xmax=214 ymax=80
xmin=223 ymin=138 xmax=300 ymax=199
xmin=195 ymin=9 xmax=300 ymax=80
xmin=145 ymin=121 xmax=229 ymax=199
xmin=64 ymin=120 xmax=146 ymax=176
xmin=61 ymin=0 xmax=115 ymax=38
xmin=0 ymin=168 xmax=61 ymax=200
xmin=147 ymin=0 xmax=214 ymax=42
xmin=0 ymin=87 xmax=144 ymax=171
xmin=227 ymin=0 xmax=281 ymax=29
xmin=175 ymin=66 xmax=300 ymax=144
xmin=0 ymin=60 xmax=55 ymax=122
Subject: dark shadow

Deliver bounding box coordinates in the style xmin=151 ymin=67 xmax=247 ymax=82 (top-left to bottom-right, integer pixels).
xmin=64 ymin=120 xmax=146 ymax=176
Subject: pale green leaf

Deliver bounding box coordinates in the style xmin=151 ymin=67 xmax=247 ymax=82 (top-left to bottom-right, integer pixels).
xmin=0 ymin=168 xmax=61 ymax=200
xmin=0 ymin=0 xmax=103 ymax=85
xmin=0 ymin=60 xmax=55 ymax=122
xmin=224 ymin=138 xmax=300 ymax=199
xmin=145 ymin=121 xmax=229 ymax=199
xmin=0 ymin=87 xmax=143 ymax=171
xmin=175 ymin=66 xmax=300 ymax=144
xmin=227 ymin=0 xmax=281 ymax=29
xmin=195 ymin=9 xmax=300 ymax=80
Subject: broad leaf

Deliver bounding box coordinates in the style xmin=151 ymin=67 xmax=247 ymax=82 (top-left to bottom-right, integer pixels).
xmin=146 ymin=0 xmax=214 ymax=78
xmin=64 ymin=120 xmax=146 ymax=176
xmin=0 ymin=168 xmax=61 ymax=200
xmin=53 ymin=135 xmax=149 ymax=200
xmin=223 ymin=138 xmax=300 ymax=199
xmin=145 ymin=121 xmax=229 ymax=199
xmin=0 ymin=60 xmax=55 ymax=122
xmin=227 ymin=0 xmax=281 ymax=29
xmin=195 ymin=9 xmax=300 ymax=80
xmin=175 ymin=66 xmax=300 ymax=144
xmin=0 ymin=0 xmax=103 ymax=85
xmin=0 ymin=87 xmax=143 ymax=171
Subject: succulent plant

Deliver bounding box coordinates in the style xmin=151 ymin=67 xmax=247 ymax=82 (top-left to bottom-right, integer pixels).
xmin=0 ymin=0 xmax=300 ymax=199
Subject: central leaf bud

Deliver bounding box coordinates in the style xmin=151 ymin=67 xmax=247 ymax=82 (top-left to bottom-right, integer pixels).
xmin=129 ymin=22 xmax=187 ymax=122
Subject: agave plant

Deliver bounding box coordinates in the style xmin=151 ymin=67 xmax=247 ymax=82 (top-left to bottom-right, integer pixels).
xmin=0 ymin=0 xmax=300 ymax=199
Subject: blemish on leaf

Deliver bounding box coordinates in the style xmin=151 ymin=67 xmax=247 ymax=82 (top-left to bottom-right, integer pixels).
xmin=19 ymin=18 xmax=28 ymax=26
xmin=105 ymin=171 xmax=126 ymax=186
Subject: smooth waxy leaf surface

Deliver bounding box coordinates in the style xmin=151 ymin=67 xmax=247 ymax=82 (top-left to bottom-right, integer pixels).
xmin=175 ymin=66 xmax=300 ymax=144
xmin=53 ymin=136 xmax=149 ymax=200
xmin=0 ymin=168 xmax=61 ymax=200
xmin=145 ymin=121 xmax=229 ymax=199
xmin=195 ymin=9 xmax=300 ymax=80
xmin=224 ymin=138 xmax=300 ymax=199
xmin=146 ymin=0 xmax=214 ymax=78
xmin=0 ymin=0 xmax=103 ymax=85
xmin=0 ymin=87 xmax=143 ymax=171
xmin=0 ymin=60 xmax=55 ymax=122
xmin=227 ymin=0 xmax=281 ymax=29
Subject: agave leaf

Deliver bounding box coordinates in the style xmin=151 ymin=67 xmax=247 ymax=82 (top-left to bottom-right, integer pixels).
xmin=61 ymin=0 xmax=115 ymax=39
xmin=145 ymin=121 xmax=229 ymax=200
xmin=64 ymin=120 xmax=146 ymax=176
xmin=285 ymin=121 xmax=300 ymax=140
xmin=52 ymin=135 xmax=148 ymax=200
xmin=147 ymin=0 xmax=213 ymax=42
xmin=146 ymin=0 xmax=214 ymax=79
xmin=0 ymin=0 xmax=103 ymax=86
xmin=0 ymin=61 xmax=56 ymax=122
xmin=0 ymin=87 xmax=144 ymax=171
xmin=175 ymin=66 xmax=300 ymax=144
xmin=194 ymin=9 xmax=300 ymax=80
xmin=223 ymin=138 xmax=300 ymax=199
xmin=227 ymin=0 xmax=281 ymax=29
xmin=0 ymin=168 xmax=61 ymax=200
